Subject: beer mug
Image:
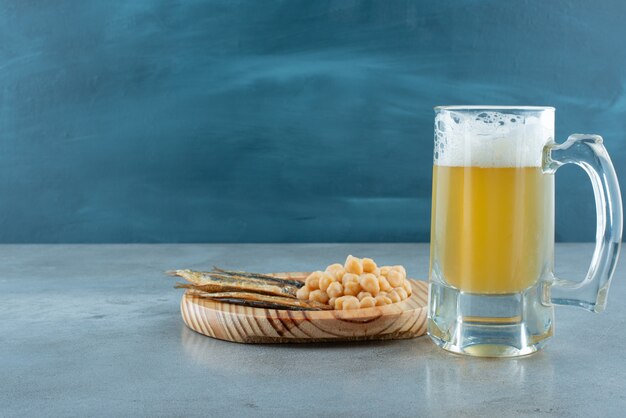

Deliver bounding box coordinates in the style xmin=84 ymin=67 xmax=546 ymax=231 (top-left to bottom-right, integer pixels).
xmin=428 ymin=106 xmax=622 ymax=357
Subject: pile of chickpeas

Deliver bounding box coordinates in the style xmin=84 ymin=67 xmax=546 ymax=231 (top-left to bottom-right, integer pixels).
xmin=296 ymin=255 xmax=412 ymax=310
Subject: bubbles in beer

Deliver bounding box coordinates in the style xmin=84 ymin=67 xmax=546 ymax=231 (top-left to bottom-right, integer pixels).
xmin=434 ymin=109 xmax=554 ymax=168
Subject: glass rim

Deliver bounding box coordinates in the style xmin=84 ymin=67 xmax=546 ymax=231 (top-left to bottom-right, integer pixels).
xmin=434 ymin=105 xmax=555 ymax=112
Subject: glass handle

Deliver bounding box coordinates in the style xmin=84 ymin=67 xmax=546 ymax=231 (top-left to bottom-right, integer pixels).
xmin=543 ymin=134 xmax=623 ymax=312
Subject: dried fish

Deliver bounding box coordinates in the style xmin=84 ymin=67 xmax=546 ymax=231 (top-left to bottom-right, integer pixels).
xmin=170 ymin=267 xmax=324 ymax=310
xmin=170 ymin=270 xmax=299 ymax=298
xmin=166 ymin=269 xmax=210 ymax=286
xmin=167 ymin=268 xmax=303 ymax=288
xmin=211 ymin=267 xmax=304 ymax=288
xmin=186 ymin=289 xmax=331 ymax=310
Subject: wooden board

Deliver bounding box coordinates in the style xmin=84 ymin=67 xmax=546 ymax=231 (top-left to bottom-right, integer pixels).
xmin=180 ymin=272 xmax=428 ymax=343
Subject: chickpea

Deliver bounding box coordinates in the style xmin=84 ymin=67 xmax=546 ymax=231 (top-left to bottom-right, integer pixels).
xmin=344 ymin=255 xmax=363 ymax=275
xmin=387 ymin=289 xmax=401 ymax=303
xmin=326 ymin=263 xmax=346 ymax=280
xmin=362 ymin=258 xmax=377 ymax=273
xmin=395 ymin=287 xmax=408 ymax=300
xmin=359 ymin=273 xmax=380 ymax=296
xmin=296 ymin=286 xmax=310 ymax=300
xmin=341 ymin=296 xmax=360 ymax=310
xmin=328 ymin=297 xmax=336 ymax=307
xmin=327 ymin=281 xmax=344 ymax=299
xmin=378 ymin=276 xmax=392 ymax=292
xmin=402 ymin=279 xmax=412 ymax=296
xmin=335 ymin=296 xmax=360 ymax=311
xmin=372 ymin=267 xmax=381 ymax=276
xmin=359 ymin=296 xmax=376 ymax=309
xmin=334 ymin=296 xmax=345 ymax=310
xmin=318 ymin=272 xmax=335 ymax=292
xmin=387 ymin=269 xmax=404 ymax=288
xmin=325 ymin=263 xmax=343 ymax=273
xmin=357 ymin=291 xmax=373 ymax=301
xmin=380 ymin=266 xmax=391 ymax=276
xmin=374 ymin=294 xmax=392 ymax=306
xmin=309 ymin=289 xmax=329 ymax=304
xmin=329 ymin=267 xmax=346 ymax=281
xmin=393 ymin=265 xmax=407 ymax=278
xmin=342 ymin=273 xmax=359 ymax=287
xmin=343 ymin=280 xmax=361 ymax=296
xmin=305 ymin=271 xmax=323 ymax=290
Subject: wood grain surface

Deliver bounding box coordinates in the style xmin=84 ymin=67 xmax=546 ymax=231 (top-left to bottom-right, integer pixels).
xmin=180 ymin=272 xmax=428 ymax=343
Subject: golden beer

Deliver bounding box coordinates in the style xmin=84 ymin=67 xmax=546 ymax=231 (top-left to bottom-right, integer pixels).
xmin=428 ymin=106 xmax=622 ymax=357
xmin=430 ymin=165 xmax=554 ymax=294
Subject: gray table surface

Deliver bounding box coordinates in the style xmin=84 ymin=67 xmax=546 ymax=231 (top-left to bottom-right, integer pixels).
xmin=1 ymin=243 xmax=624 ymax=418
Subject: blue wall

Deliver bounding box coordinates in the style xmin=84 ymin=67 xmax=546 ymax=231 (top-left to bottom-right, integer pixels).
xmin=1 ymin=1 xmax=625 ymax=243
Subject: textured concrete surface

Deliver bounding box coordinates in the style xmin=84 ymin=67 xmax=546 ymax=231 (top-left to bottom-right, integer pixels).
xmin=1 ymin=244 xmax=624 ymax=417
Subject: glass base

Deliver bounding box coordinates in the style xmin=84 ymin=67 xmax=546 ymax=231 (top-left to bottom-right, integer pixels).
xmin=427 ymin=281 xmax=554 ymax=358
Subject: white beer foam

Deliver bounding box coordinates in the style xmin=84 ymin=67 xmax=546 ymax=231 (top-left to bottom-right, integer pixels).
xmin=434 ymin=110 xmax=554 ymax=167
